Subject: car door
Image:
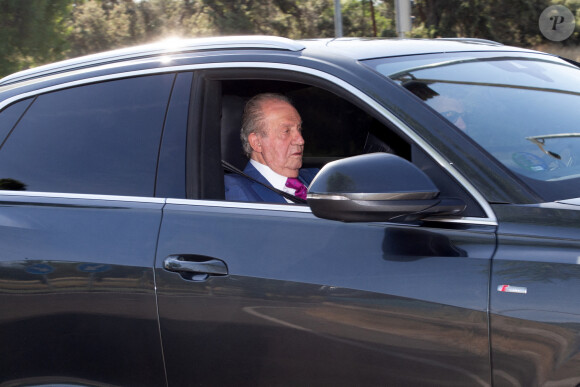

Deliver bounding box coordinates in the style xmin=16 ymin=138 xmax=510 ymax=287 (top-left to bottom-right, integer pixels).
xmin=490 ymin=203 xmax=580 ymax=386
xmin=0 ymin=73 xmax=183 ymax=386
xmin=154 ymin=69 xmax=497 ymax=386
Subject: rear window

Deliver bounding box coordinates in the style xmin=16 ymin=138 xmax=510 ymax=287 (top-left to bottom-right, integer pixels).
xmin=0 ymin=74 xmax=175 ymax=196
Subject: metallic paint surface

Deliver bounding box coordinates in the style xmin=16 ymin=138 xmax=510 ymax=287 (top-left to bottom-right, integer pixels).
xmin=155 ymin=202 xmax=496 ymax=386
xmin=491 ymin=204 xmax=580 ymax=386
xmin=0 ymin=196 xmax=166 ymax=386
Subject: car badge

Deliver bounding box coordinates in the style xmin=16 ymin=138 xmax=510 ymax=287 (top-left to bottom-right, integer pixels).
xmin=497 ymin=285 xmax=527 ymax=294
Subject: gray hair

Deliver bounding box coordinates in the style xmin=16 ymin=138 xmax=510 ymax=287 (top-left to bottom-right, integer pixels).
xmin=240 ymin=93 xmax=293 ymax=158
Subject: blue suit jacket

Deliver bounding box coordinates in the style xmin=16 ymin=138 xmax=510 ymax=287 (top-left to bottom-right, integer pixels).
xmin=224 ymin=162 xmax=318 ymax=203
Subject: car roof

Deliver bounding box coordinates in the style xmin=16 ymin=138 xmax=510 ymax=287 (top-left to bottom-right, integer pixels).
xmin=0 ymin=35 xmax=306 ymax=87
xmin=0 ymin=35 xmax=541 ymax=87
xmin=301 ymin=37 xmax=538 ymax=60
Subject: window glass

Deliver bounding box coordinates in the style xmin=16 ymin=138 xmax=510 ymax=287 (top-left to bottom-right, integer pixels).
xmin=0 ymin=74 xmax=175 ymax=196
xmin=0 ymin=98 xmax=33 ymax=146
xmin=156 ymin=72 xmax=192 ymax=198
xmin=365 ymin=53 xmax=580 ymax=201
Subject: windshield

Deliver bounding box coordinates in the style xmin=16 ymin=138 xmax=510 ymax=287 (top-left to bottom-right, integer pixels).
xmin=365 ymin=52 xmax=580 ymax=202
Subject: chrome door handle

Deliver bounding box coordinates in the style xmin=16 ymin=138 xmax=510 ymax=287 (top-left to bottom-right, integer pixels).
xmin=164 ymin=255 xmax=228 ymax=276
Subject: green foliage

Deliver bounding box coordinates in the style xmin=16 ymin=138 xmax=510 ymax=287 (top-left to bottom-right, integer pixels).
xmin=486 ymin=0 xmax=550 ymax=46
xmin=412 ymin=0 xmax=503 ymax=39
xmin=340 ymin=0 xmax=396 ymax=37
xmin=0 ymin=0 xmax=73 ymax=76
xmin=68 ymin=0 xmax=145 ymax=57
xmin=411 ymin=0 xmax=580 ymax=47
xmin=550 ymin=0 xmax=580 ymax=43
xmin=1 ymin=0 xmax=579 ymax=78
xmin=199 ymin=0 xmax=336 ymax=38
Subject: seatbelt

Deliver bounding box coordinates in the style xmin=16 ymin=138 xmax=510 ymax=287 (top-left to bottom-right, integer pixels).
xmin=221 ymin=160 xmax=307 ymax=204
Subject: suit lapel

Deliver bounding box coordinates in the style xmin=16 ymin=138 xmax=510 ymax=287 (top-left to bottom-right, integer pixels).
xmin=298 ymin=168 xmax=316 ymax=186
xmin=243 ymin=163 xmax=287 ymax=203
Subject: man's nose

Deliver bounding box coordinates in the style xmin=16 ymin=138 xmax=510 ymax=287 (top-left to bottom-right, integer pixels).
xmin=293 ymin=130 xmax=305 ymax=145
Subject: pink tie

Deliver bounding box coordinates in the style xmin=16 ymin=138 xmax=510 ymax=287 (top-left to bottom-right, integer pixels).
xmin=285 ymin=177 xmax=307 ymax=200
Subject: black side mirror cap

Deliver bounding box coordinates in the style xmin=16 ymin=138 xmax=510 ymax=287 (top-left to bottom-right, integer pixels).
xmin=307 ymin=153 xmax=466 ymax=222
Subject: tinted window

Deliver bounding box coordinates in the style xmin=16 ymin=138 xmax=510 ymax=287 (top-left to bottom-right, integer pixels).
xmin=0 ymin=98 xmax=33 ymax=147
xmin=0 ymin=74 xmax=175 ymax=196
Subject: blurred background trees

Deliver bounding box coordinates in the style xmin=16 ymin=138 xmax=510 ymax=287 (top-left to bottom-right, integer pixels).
xmin=0 ymin=0 xmax=578 ymax=77
xmin=0 ymin=0 xmax=72 ymax=75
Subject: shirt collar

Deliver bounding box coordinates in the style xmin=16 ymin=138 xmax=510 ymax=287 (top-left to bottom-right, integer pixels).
xmin=250 ymin=159 xmax=288 ymax=191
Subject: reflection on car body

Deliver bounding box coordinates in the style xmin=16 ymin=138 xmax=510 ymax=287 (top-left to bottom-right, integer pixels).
xmin=0 ymin=35 xmax=580 ymax=386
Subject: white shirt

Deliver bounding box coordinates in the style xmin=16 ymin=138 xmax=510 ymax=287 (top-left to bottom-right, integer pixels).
xmin=250 ymin=159 xmax=300 ymax=203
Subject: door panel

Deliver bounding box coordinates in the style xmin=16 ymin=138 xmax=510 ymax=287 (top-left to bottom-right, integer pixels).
xmin=156 ymin=202 xmax=495 ymax=386
xmin=0 ymin=195 xmax=166 ymax=386
xmin=490 ymin=204 xmax=580 ymax=386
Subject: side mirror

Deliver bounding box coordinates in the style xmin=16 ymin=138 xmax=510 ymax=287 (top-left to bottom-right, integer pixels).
xmin=307 ymin=153 xmax=466 ymax=222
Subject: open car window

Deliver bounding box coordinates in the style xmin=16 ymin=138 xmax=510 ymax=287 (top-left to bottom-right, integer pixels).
xmin=219 ymin=80 xmax=408 ymax=171
xmin=196 ymin=73 xmax=486 ymax=217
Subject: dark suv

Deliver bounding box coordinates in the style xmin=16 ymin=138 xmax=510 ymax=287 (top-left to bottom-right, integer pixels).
xmin=1 ymin=36 xmax=579 ymax=386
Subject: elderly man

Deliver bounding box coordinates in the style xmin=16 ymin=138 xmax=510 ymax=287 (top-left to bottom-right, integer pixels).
xmin=224 ymin=93 xmax=318 ymax=203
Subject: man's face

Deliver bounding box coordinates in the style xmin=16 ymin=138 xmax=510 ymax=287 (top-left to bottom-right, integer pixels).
xmin=250 ymin=99 xmax=304 ymax=178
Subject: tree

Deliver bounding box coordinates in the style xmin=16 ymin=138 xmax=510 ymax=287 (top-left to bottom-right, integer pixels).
xmin=542 ymin=0 xmax=580 ymax=44
xmin=0 ymin=0 xmax=73 ymax=77
xmin=198 ymin=0 xmax=335 ymax=38
xmin=3 ymin=0 xmax=574 ymax=79
xmin=68 ymin=0 xmax=146 ymax=57
xmin=411 ymin=0 xmax=553 ymax=46
xmin=342 ymin=0 xmax=396 ymax=38
xmin=412 ymin=0 xmax=490 ymax=38
xmin=486 ymin=0 xmax=550 ymax=46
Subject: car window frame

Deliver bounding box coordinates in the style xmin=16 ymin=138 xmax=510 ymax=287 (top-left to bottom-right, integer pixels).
xmin=187 ymin=64 xmax=496 ymax=225
xmin=0 ymin=61 xmax=496 ymax=225
xmin=0 ymin=70 xmax=204 ymax=203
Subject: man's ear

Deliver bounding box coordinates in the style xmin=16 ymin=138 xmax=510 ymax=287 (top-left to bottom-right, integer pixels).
xmin=248 ymin=133 xmax=262 ymax=153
